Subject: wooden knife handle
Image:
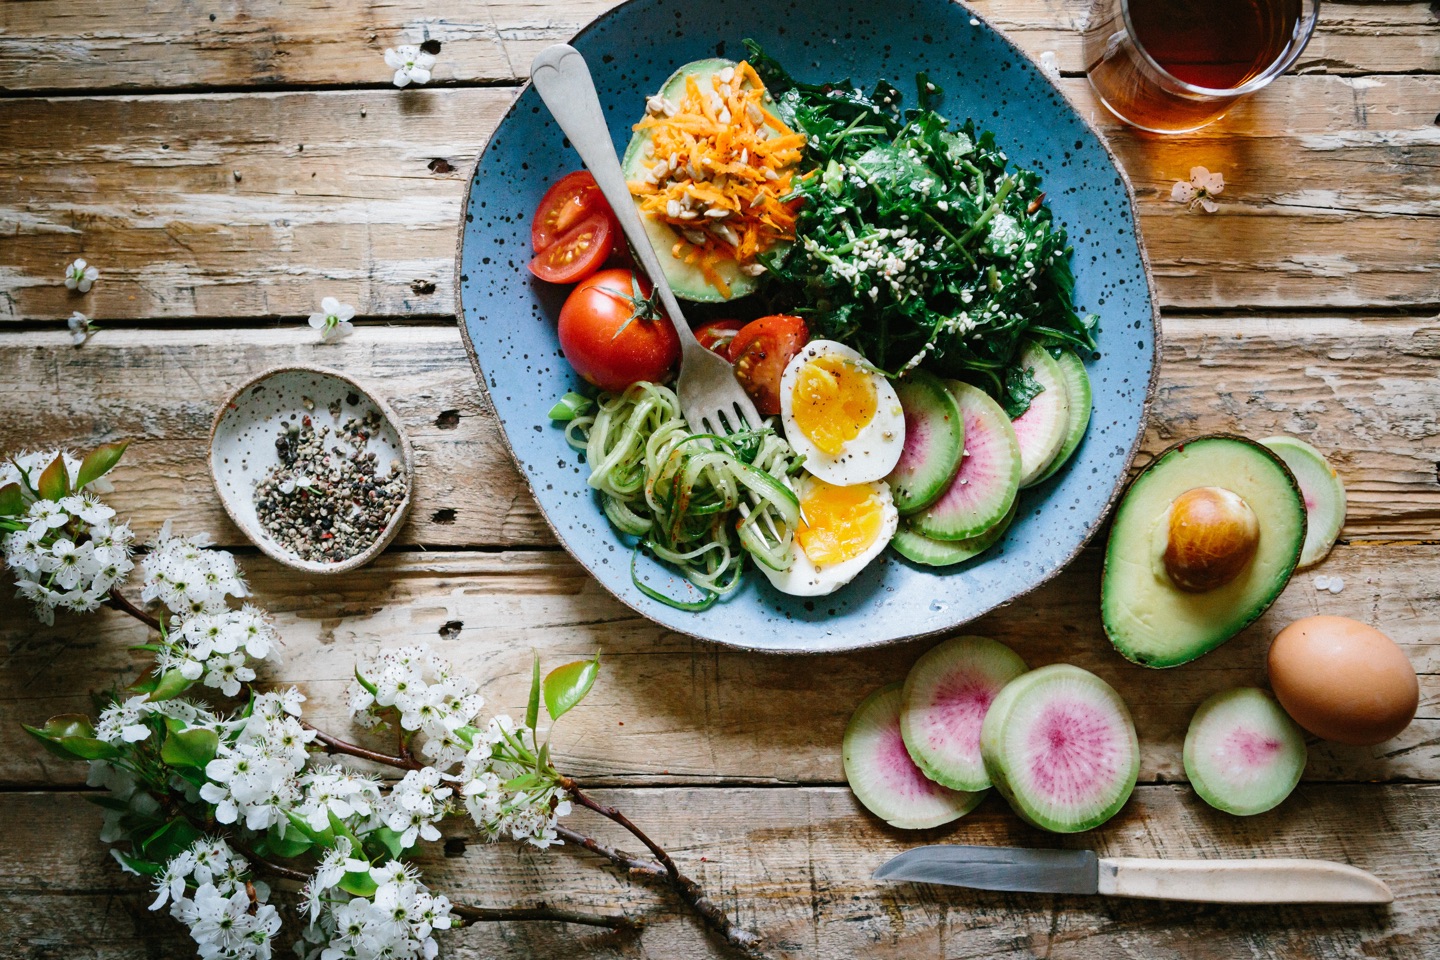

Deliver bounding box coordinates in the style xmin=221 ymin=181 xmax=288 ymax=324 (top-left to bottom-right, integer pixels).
xmin=1097 ymin=857 xmax=1393 ymax=904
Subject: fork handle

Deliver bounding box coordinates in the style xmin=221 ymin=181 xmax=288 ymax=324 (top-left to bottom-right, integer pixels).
xmin=529 ymin=44 xmax=701 ymax=357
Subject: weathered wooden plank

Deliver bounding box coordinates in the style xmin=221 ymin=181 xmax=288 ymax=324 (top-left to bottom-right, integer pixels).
xmin=0 ymin=316 xmax=1433 ymax=548
xmin=3 ymin=541 xmax=1435 ymax=790
xmin=1 ymin=78 xmax=1437 ymax=321
xmin=4 ymin=785 xmax=1438 ymax=958
xmin=0 ymin=1 xmax=1433 ymax=93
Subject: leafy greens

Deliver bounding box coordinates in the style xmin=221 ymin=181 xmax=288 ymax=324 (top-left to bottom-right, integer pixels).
xmin=747 ymin=41 xmax=1098 ymax=416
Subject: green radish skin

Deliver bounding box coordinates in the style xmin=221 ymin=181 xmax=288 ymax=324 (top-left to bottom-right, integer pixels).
xmin=1010 ymin=342 xmax=1070 ymax=488
xmin=621 ymin=59 xmax=772 ymax=303
xmin=910 ymin=381 xmax=1021 ymax=542
xmin=843 ymin=683 xmax=985 ymax=829
xmin=887 ymin=370 xmax=965 ymax=514
xmin=1183 ymin=687 xmax=1307 ymax=817
xmin=980 ymin=664 xmax=1139 ymax=833
xmin=900 ymin=636 xmax=1028 ymax=792
xmin=1031 ymin=350 xmax=1093 ymax=486
xmin=892 ymin=500 xmax=1016 ymax=567
xmin=1260 ymin=436 xmax=1347 ymax=568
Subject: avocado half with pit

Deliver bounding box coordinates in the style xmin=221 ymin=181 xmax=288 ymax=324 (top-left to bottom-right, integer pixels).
xmin=621 ymin=58 xmax=767 ymax=302
xmin=1101 ymin=435 xmax=1306 ymax=668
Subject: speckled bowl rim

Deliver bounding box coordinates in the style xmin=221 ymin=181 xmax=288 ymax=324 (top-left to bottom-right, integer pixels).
xmin=454 ymin=0 xmax=1162 ymax=654
xmin=207 ymin=364 xmax=416 ymax=575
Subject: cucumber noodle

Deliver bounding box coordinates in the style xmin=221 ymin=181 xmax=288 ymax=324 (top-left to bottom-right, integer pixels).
xmin=563 ymin=382 xmax=801 ymax=609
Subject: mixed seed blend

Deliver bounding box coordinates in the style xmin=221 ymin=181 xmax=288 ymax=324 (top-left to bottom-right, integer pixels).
xmin=254 ymin=405 xmax=406 ymax=563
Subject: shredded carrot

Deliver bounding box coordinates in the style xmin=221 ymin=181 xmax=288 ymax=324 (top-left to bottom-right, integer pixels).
xmin=627 ymin=61 xmax=804 ymax=298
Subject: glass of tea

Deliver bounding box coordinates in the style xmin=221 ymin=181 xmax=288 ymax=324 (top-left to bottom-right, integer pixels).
xmin=1083 ymin=0 xmax=1320 ymax=133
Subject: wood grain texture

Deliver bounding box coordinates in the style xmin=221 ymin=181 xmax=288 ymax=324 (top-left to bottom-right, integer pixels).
xmin=0 ymin=1 xmax=1434 ymax=93
xmin=4 ymin=785 xmax=1438 ymax=958
xmin=3 ymin=540 xmax=1435 ymax=790
xmin=1 ymin=77 xmax=1437 ymax=321
xmin=0 ymin=316 xmax=1433 ymax=548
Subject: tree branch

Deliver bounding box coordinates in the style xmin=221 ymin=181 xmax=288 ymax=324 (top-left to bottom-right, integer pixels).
xmin=555 ymin=824 xmax=666 ymax=879
xmin=302 ymin=722 xmax=422 ymax=771
xmin=105 ymin=589 xmax=161 ymax=631
xmin=563 ymin=784 xmax=765 ymax=957
xmin=451 ymin=902 xmax=639 ymax=930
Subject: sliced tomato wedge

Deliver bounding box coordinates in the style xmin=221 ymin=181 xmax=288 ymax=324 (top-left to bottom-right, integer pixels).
xmin=693 ymin=319 xmax=744 ymax=357
xmin=527 ymin=214 xmax=614 ymax=284
xmin=532 ymin=171 xmax=617 ymax=253
xmin=729 ymin=315 xmax=809 ymax=416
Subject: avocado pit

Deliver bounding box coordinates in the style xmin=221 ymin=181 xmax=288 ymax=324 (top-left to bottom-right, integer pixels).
xmin=1162 ymin=486 xmax=1259 ymax=592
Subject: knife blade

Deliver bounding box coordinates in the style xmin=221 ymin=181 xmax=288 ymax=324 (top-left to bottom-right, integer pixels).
xmin=873 ymin=845 xmax=1393 ymax=904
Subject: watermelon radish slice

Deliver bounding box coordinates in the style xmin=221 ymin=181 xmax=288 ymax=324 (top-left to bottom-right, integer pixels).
xmin=1010 ymin=342 xmax=1070 ymax=488
xmin=910 ymin=381 xmax=1021 ymax=542
xmin=1031 ymin=350 xmax=1093 ymax=486
xmin=1260 ymin=436 xmax=1347 ymax=568
xmin=892 ymin=499 xmax=1016 ymax=567
xmin=887 ymin=370 xmax=965 ymax=515
xmin=900 ymin=636 xmax=1029 ymax=792
xmin=1184 ymin=687 xmax=1307 ymax=816
xmin=979 ymin=664 xmax=1139 ymax=833
xmin=843 ymin=683 xmax=984 ymax=829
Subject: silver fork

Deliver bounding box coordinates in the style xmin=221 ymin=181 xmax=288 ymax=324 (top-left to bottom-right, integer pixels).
xmin=529 ymin=44 xmax=762 ymax=437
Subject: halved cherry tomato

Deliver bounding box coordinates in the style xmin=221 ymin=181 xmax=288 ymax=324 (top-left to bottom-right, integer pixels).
xmin=693 ymin=319 xmax=744 ymax=357
xmin=527 ymin=214 xmax=614 ymax=284
xmin=532 ymin=171 xmax=617 ymax=253
xmin=558 ymin=269 xmax=681 ymax=391
xmin=728 ymin=315 xmax=809 ymax=416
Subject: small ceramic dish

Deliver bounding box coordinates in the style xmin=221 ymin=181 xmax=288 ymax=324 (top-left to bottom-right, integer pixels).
xmin=209 ymin=365 xmax=413 ymax=574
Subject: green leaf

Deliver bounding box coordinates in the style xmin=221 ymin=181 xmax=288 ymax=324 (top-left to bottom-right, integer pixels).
xmin=31 ymin=713 xmax=96 ymax=740
xmin=160 ymin=727 xmax=219 ymax=769
xmin=339 ymin=870 xmax=378 ymax=898
xmin=547 ymin=392 xmax=594 ymax=421
xmin=23 ymin=715 xmax=122 ymax=761
xmin=36 ymin=453 xmax=69 ymax=501
xmin=328 ymin=810 xmax=365 ymax=855
xmin=141 ymin=818 xmax=202 ymax=862
xmin=371 ymin=826 xmax=406 ymax=860
xmin=502 ymin=771 xmax=542 ymax=792
xmin=353 ymin=668 xmax=378 ymax=696
xmin=148 ymin=668 xmax=194 ymax=702
xmin=536 ymin=739 xmax=551 ymax=774
xmin=265 ymin=824 xmax=313 ymax=859
xmin=525 ymin=652 xmax=541 ymax=732
xmin=76 ymin=440 xmax=129 ymax=491
xmin=542 ymin=652 xmax=600 ymax=722
xmin=112 ymin=850 xmax=164 ymax=877
xmin=286 ymin=810 xmax=332 ymax=845
xmin=0 ymin=482 xmax=22 ymax=517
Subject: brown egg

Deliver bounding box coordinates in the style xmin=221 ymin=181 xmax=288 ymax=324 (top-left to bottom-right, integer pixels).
xmin=1268 ymin=616 xmax=1419 ymax=746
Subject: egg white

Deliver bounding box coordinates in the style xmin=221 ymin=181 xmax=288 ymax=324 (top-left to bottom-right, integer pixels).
xmin=780 ymin=340 xmax=906 ymax=486
xmin=761 ymin=477 xmax=899 ymax=597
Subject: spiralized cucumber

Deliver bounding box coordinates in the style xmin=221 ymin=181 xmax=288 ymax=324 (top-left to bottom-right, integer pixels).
xmin=564 ymin=382 xmax=801 ymax=607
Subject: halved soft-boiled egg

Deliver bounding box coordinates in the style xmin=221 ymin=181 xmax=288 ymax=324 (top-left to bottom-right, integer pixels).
xmin=762 ymin=476 xmax=899 ymax=596
xmin=780 ymin=340 xmax=905 ymax=485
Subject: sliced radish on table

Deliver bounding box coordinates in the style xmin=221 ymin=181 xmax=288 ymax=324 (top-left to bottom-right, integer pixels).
xmin=1009 ymin=341 xmax=1070 ymax=488
xmin=886 ymin=369 xmax=964 ymax=515
xmin=1260 ymin=435 xmax=1346 ymax=568
xmin=901 ymin=636 xmax=1028 ymax=792
xmin=1184 ymin=687 xmax=1307 ymax=816
xmin=843 ymin=682 xmax=984 ymax=829
xmin=910 ymin=381 xmax=1020 ymax=542
xmin=980 ymin=664 xmax=1139 ymax=833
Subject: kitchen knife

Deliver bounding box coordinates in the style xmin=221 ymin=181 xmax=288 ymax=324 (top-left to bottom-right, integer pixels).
xmin=873 ymin=845 xmax=1392 ymax=904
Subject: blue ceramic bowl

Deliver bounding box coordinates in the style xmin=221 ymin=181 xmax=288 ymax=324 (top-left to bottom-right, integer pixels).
xmin=456 ymin=0 xmax=1158 ymax=653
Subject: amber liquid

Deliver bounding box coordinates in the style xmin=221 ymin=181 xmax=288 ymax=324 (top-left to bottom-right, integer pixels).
xmin=1086 ymin=0 xmax=1304 ymax=132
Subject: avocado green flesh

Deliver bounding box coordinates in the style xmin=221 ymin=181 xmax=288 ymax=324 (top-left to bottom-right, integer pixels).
xmin=621 ymin=58 xmax=759 ymax=303
xmin=1102 ymin=436 xmax=1306 ymax=668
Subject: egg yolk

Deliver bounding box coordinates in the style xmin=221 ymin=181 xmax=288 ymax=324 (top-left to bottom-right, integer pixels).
xmin=796 ymin=479 xmax=885 ymax=566
xmin=791 ymin=355 xmax=877 ymax=455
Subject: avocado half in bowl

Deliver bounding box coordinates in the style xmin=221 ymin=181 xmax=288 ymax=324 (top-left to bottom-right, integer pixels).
xmin=1102 ymin=435 xmax=1307 ymax=668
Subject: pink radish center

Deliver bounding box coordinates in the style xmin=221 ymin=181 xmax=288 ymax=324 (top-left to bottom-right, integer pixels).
xmin=924 ymin=677 xmax=995 ymax=758
xmin=1024 ymin=701 xmax=1120 ymax=806
xmin=897 ymin=409 xmax=929 ymax=472
xmin=879 ymin=723 xmax=947 ymax=800
xmin=1212 ymin=727 xmax=1283 ymax=784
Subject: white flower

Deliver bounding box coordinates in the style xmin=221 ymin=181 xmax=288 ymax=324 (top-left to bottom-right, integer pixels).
xmin=307 ymin=296 xmax=356 ymax=342
xmin=296 ymin=765 xmax=382 ymax=833
xmin=311 ymin=862 xmax=452 ymax=960
xmin=457 ymin=716 xmax=571 ymax=848
xmin=68 ymin=311 xmax=97 ymax=346
xmin=140 ymin=523 xmax=247 ymax=620
xmin=384 ymin=45 xmax=436 ymax=88
xmin=300 ymin=838 xmax=354 ymax=922
xmin=380 ymin=766 xmax=452 ymax=847
xmin=4 ymin=494 xmax=134 ymax=623
xmin=64 ymin=258 xmax=99 ymax=293
xmin=1170 ymin=165 xmax=1225 ymax=213
xmin=204 ymin=651 xmax=255 ymax=696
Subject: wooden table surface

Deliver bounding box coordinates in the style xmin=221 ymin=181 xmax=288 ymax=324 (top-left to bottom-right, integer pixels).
xmin=1 ymin=2 xmax=1437 ymax=957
